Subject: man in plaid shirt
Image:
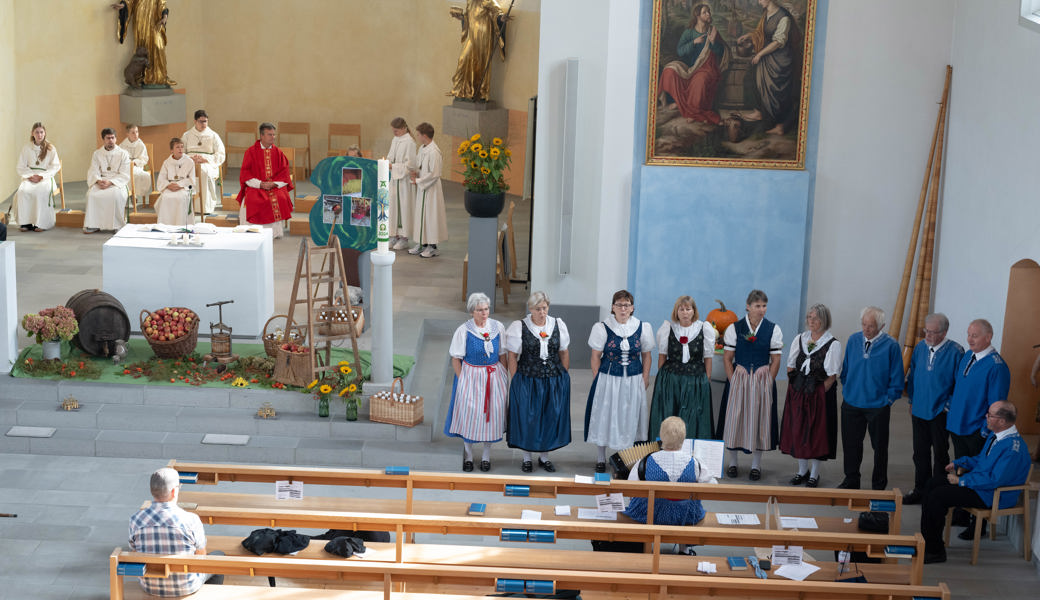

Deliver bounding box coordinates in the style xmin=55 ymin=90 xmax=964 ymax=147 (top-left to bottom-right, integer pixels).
xmin=129 ymin=467 xmax=222 ymax=596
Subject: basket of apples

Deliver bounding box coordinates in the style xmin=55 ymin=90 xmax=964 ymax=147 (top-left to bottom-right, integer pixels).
xmin=140 ymin=307 xmax=200 ymax=358
xmin=273 ymin=336 xmax=312 ymax=388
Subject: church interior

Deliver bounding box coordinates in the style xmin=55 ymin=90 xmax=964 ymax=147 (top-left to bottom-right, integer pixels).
xmin=1 ymin=0 xmax=1039 ymax=598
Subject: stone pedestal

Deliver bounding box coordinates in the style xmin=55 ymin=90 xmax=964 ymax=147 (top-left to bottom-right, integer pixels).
xmin=0 ymin=242 xmax=18 ymax=373
xmin=119 ymin=88 xmax=187 ymax=127
xmin=369 ymin=251 xmax=396 ymax=385
xmin=466 ymin=217 xmax=500 ymax=313
xmin=443 ymin=100 xmax=509 ymax=141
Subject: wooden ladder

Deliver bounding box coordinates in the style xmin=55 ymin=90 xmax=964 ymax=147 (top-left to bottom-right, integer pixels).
xmin=283 ymin=237 xmax=363 ymax=384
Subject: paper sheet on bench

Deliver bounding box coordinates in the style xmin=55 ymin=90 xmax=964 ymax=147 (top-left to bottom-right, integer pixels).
xmin=779 ymin=516 xmax=818 ymax=529
xmin=771 ymin=545 xmax=803 ymax=565
xmin=574 ymin=475 xmax=595 ymax=484
xmin=554 ymin=505 xmax=571 ymax=516
xmin=716 ymin=513 xmax=760 ymax=525
xmin=275 ymin=480 xmax=303 ymax=500
xmin=681 ymin=438 xmax=725 ymax=479
xmin=775 ymin=562 xmax=819 ymax=581
xmin=521 ymin=510 xmax=542 ymax=521
xmin=577 ymin=508 xmax=618 ymax=520
xmin=595 ymin=493 xmax=625 ymax=513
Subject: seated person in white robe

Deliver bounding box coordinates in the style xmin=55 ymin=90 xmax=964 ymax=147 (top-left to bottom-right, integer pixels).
xmin=15 ymin=122 xmax=61 ymax=232
xmin=154 ymin=137 xmax=197 ymax=226
xmin=84 ymin=127 xmax=131 ymax=233
xmin=119 ymin=124 xmax=152 ymax=205
xmin=182 ymin=109 xmax=225 ymax=215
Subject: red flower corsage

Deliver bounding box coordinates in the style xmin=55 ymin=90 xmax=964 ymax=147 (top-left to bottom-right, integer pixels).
xmin=539 ymin=331 xmax=549 ymax=338
xmin=744 ymin=333 xmax=757 ymax=343
xmin=679 ymin=336 xmax=689 ymax=344
xmin=482 ymin=332 xmax=490 ymax=341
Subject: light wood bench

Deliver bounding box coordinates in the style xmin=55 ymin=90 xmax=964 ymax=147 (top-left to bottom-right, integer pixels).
xmin=110 ymin=546 xmax=949 ymax=600
xmin=121 ymin=587 xmax=489 ymax=600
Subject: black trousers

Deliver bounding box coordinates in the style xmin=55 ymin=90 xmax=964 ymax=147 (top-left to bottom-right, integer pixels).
xmin=840 ymin=403 xmax=891 ymax=490
xmin=951 ymin=428 xmax=985 ymax=459
xmin=919 ymin=473 xmax=988 ymax=553
xmin=911 ymin=412 xmax=950 ymax=490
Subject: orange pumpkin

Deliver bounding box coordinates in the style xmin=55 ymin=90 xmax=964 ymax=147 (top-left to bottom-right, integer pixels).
xmin=706 ymin=299 xmax=738 ymax=347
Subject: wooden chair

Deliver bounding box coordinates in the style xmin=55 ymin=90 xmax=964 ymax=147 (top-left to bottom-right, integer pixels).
xmin=504 ymin=199 xmax=517 ymax=278
xmin=53 ymin=166 xmax=66 ymax=210
xmin=282 ymin=146 xmax=297 ymax=213
xmin=944 ymin=464 xmax=1033 ymax=564
xmin=225 ymin=120 xmax=258 ymax=164
xmin=128 ymin=142 xmax=155 ymax=212
xmin=461 ymin=229 xmax=510 ymax=304
xmin=277 ymin=121 xmax=311 ymax=178
xmin=327 ymin=123 xmax=362 ymax=157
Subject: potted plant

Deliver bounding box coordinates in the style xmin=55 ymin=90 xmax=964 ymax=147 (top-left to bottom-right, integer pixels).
xmin=21 ymin=306 xmax=79 ymax=360
xmin=457 ymin=133 xmax=512 ymax=218
xmin=305 ymin=360 xmax=363 ymax=420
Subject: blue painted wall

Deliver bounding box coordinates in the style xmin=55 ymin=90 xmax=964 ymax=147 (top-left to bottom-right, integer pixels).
xmin=628 ymin=0 xmax=828 ymax=369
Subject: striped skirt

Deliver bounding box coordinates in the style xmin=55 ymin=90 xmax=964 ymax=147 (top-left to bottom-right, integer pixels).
xmin=444 ymin=361 xmax=508 ymax=443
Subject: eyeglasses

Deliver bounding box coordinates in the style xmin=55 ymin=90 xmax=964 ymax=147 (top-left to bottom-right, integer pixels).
xmin=613 ymin=303 xmax=633 ymax=308
xmin=985 ymin=412 xmax=1003 ymax=420
xmin=922 ymin=328 xmax=943 ymax=335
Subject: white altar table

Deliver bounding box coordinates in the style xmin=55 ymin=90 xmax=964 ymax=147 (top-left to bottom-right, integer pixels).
xmin=102 ymin=225 xmax=274 ymax=337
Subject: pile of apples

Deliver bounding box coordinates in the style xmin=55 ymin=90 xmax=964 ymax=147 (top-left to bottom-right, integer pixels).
xmin=281 ymin=342 xmax=309 ymax=353
xmin=144 ymin=307 xmax=197 ymax=342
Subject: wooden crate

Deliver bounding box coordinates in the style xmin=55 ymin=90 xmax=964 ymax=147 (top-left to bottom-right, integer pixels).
xmin=295 ymin=195 xmax=319 ymax=214
xmin=128 ymin=212 xmax=158 ymax=224
xmin=54 ymin=210 xmax=85 ymax=228
xmin=221 ymin=194 xmax=241 ymax=211
xmin=289 ymin=217 xmax=310 ymax=236
xmin=206 ymin=214 xmax=239 ymax=227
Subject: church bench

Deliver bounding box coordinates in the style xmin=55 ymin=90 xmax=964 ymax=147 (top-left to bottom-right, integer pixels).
xmin=169 ymin=461 xmax=904 ymax=533
xmin=121 ymin=585 xmax=489 ymax=600
xmin=110 ymin=546 xmax=949 ymax=600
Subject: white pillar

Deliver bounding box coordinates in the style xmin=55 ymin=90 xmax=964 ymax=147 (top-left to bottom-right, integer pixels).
xmin=369 ymin=250 xmax=395 ymax=384
xmin=0 ymin=242 xmax=18 ymax=373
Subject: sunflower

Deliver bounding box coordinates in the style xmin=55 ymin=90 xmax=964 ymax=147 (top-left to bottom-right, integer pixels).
xmin=348 ymin=384 xmax=358 ymax=393
xmin=471 ymin=143 xmax=483 ymax=153
xmin=489 ymin=147 xmax=501 ymax=159
xmin=471 ymin=161 xmax=479 ymax=169
xmin=461 ymin=156 xmax=468 ymax=164
xmin=470 ymin=133 xmax=481 ymax=142
xmin=504 ymin=149 xmax=512 ymax=157
xmin=306 ymin=379 xmax=319 ymax=390
xmin=492 ymin=137 xmax=503 ymax=146
xmin=319 ymin=384 xmax=332 ymax=394
xmin=481 ymin=167 xmax=491 ymax=174
xmin=479 ymin=151 xmax=488 ymax=159
xmin=338 ymin=387 xmax=349 ymax=397
xmin=457 ymin=141 xmax=470 ymax=154
xmin=339 ymin=364 xmax=352 ymax=374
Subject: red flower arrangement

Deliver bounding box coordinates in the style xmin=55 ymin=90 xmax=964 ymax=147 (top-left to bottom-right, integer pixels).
xmin=744 ymin=333 xmax=757 ymax=343
xmin=482 ymin=332 xmax=490 ymax=341
xmin=539 ymin=331 xmax=549 ymax=339
xmin=679 ymin=336 xmax=689 ymax=344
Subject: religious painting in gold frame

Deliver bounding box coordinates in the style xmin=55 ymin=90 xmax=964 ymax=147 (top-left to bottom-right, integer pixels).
xmin=646 ymin=0 xmax=816 ymax=169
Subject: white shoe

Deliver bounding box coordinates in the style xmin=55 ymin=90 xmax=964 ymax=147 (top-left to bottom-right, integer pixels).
xmin=419 ymin=246 xmax=439 ymax=258
xmin=392 ymin=238 xmax=411 ymax=250
xmin=407 ymin=244 xmax=424 ymax=255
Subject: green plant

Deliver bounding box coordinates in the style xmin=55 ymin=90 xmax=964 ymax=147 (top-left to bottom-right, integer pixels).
xmin=456 ymin=134 xmax=511 ymax=194
xmin=305 ymin=360 xmax=363 ymax=411
xmin=21 ymin=306 xmax=79 ymax=343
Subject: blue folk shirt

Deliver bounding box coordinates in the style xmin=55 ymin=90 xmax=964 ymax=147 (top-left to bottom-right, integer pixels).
xmin=954 ymin=429 xmax=1031 ymax=508
xmin=905 ymin=339 xmax=964 ymax=420
xmin=946 ymin=350 xmax=1011 ymax=436
xmin=839 ymin=332 xmax=903 ymax=409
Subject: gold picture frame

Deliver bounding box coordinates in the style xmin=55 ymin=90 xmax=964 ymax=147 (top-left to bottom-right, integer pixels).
xmin=646 ymin=0 xmax=816 ymax=169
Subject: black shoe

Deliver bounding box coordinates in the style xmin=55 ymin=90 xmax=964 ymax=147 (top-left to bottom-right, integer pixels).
xmin=923 ymin=549 xmax=947 ymax=564
xmin=806 ymin=476 xmax=819 ymax=488
xmin=594 ymin=462 xmax=607 ymax=473
xmin=19 ymin=224 xmax=32 ymax=232
xmin=958 ymin=521 xmax=987 ymax=541
xmin=726 ymin=466 xmax=738 ymax=478
xmin=538 ymin=458 xmax=556 ymax=473
xmin=462 ymin=460 xmax=474 ymax=472
xmin=479 ymin=460 xmax=491 ymax=472
xmin=521 ymin=460 xmax=533 ymax=473
xmin=836 ymin=479 xmax=860 ymax=489
xmin=749 ymin=469 xmax=761 ymax=481
xmin=790 ymin=473 xmax=808 ymax=485
xmin=902 ymin=489 xmax=923 ymax=505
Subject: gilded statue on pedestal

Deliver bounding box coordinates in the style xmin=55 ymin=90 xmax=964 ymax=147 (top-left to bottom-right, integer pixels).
xmin=449 ymin=0 xmax=514 ymax=102
xmin=112 ymin=0 xmax=176 ymax=87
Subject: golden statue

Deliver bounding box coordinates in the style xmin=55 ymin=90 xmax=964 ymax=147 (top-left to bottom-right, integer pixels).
xmin=449 ymin=0 xmax=514 ymax=102
xmin=112 ymin=0 xmax=176 ymax=87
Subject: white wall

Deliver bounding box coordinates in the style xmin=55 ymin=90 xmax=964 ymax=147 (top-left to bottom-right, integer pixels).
xmin=806 ymin=1 xmax=955 ymax=341
xmin=0 ymin=0 xmax=17 ymax=198
xmin=933 ymin=0 xmax=1040 ymax=348
xmin=532 ymin=0 xmax=639 ymax=311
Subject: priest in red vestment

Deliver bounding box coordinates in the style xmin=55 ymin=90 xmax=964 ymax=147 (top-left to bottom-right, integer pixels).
xmin=236 ymin=122 xmax=293 ymax=238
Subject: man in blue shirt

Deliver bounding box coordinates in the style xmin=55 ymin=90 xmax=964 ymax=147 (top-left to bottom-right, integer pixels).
xmin=946 ymin=319 xmax=1010 ymax=459
xmin=903 ymin=313 xmax=964 ymax=504
xmin=920 ymin=401 xmax=1031 ymax=564
xmin=838 ymin=306 xmax=904 ymax=490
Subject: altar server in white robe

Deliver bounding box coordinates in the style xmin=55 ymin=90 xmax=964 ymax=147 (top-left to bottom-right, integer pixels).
xmin=119 ymin=124 xmax=152 ymax=205
xmin=154 ymin=137 xmax=197 ymax=226
xmin=387 ymin=117 xmax=417 ymax=250
xmin=408 ymin=122 xmax=449 ymax=258
xmin=15 ymin=122 xmax=61 ymax=232
xmin=84 ymin=128 xmax=131 ymax=233
xmin=182 ymin=109 xmax=225 ymax=214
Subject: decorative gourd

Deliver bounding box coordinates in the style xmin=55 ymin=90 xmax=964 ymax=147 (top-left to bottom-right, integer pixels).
xmin=706 ymin=299 xmax=738 ymax=347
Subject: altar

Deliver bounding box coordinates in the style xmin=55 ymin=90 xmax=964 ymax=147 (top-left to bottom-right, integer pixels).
xmin=102 ymin=225 xmax=275 ymax=337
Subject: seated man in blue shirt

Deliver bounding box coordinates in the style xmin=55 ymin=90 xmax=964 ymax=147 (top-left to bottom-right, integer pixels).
xmin=919 ymin=401 xmax=1031 ymax=564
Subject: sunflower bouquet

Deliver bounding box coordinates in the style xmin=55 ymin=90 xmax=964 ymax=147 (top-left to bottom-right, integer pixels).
xmin=457 ymin=133 xmax=512 ymax=194
xmin=306 ymin=360 xmax=363 ymax=420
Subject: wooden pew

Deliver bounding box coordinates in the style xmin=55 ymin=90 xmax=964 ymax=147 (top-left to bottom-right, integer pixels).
xmin=110 ymin=546 xmax=950 ymax=600
xmin=169 ymin=461 xmax=904 ymax=533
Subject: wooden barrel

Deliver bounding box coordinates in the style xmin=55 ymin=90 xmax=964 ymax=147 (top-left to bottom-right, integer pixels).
xmin=66 ymin=289 xmax=131 ymax=357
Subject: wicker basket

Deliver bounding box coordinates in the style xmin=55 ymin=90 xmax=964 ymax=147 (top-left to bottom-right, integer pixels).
xmin=316 ymin=305 xmax=364 ymax=337
xmin=262 ymin=314 xmax=305 ymax=358
xmin=369 ymin=377 xmax=423 ymax=427
xmin=273 ymin=345 xmax=312 ymax=388
xmin=139 ymin=308 xmax=199 ymax=358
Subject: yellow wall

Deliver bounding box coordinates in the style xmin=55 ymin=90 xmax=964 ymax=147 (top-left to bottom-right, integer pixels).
xmin=0 ymin=0 xmax=16 ymax=200
xmin=4 ymin=0 xmax=538 ymax=185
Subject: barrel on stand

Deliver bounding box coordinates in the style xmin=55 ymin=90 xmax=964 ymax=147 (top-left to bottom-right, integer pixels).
xmin=66 ymin=289 xmax=131 ymax=357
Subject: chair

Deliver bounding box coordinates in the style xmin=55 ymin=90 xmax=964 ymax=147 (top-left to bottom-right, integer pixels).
xmin=54 ymin=166 xmax=66 ymax=210
xmin=129 ymin=142 xmax=156 ymax=212
xmin=225 ymin=120 xmax=258 ymax=164
xmin=944 ymin=464 xmax=1033 ymax=564
xmin=504 ymin=199 xmax=517 ymax=278
xmin=461 ymin=229 xmax=510 ymax=305
xmin=282 ymin=147 xmax=298 ymax=207
xmin=278 ymin=122 xmax=311 ymax=178
xmin=328 ymin=123 xmax=362 ymax=157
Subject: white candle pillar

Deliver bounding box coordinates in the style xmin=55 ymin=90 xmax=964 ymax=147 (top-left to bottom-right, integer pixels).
xmin=0 ymin=242 xmax=18 ymax=374
xmin=370 ymin=159 xmax=395 ymax=384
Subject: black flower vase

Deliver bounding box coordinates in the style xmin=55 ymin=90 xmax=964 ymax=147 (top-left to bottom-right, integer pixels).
xmin=463 ymin=190 xmax=505 ymax=218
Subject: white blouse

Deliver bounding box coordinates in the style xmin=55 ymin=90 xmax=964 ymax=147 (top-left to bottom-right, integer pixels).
xmin=17 ymin=143 xmax=61 ymax=180
xmin=722 ymin=316 xmax=784 ymax=354
xmin=655 ymin=320 xmax=716 ymax=363
xmin=786 ymin=331 xmax=842 ymax=376
xmin=449 ymin=318 xmax=505 ymax=359
xmin=588 ymin=316 xmax=655 ymax=357
xmin=626 ymin=449 xmax=716 ymax=484
xmin=504 ymin=316 xmax=571 ymax=358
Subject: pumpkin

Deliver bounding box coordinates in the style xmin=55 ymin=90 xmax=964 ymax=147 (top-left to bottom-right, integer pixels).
xmin=706 ymin=299 xmax=738 ymax=348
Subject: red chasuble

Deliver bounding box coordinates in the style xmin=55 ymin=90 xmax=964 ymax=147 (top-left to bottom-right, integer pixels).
xmin=236 ymin=141 xmax=295 ymax=224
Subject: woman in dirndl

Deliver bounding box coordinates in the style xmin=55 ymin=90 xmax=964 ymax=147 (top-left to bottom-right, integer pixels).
xmin=778 ymin=303 xmax=840 ymax=488
xmin=649 ymin=295 xmax=716 ymax=441
xmin=505 ymin=291 xmax=571 ymax=473
xmin=624 ymin=417 xmax=716 ymax=525
xmin=716 ymin=289 xmax=783 ymax=481
xmin=445 ymin=292 xmax=508 ymax=472
xmin=585 ymin=289 xmax=655 ymax=473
